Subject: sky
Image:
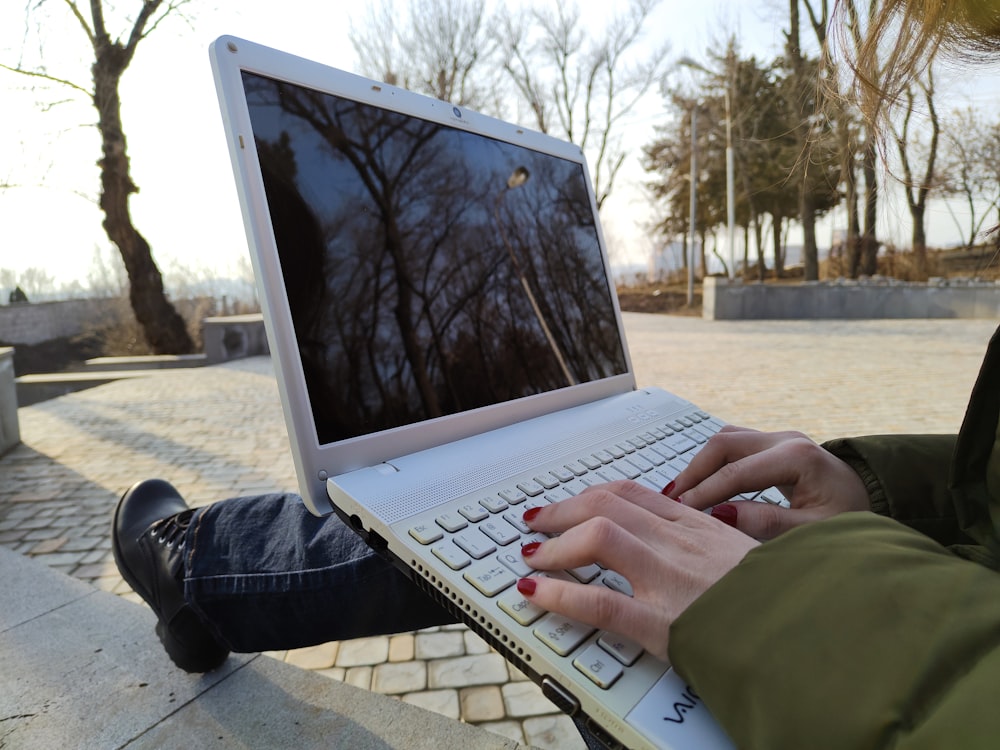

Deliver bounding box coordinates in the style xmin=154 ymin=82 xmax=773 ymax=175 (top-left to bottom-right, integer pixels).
xmin=1 ymin=0 xmax=998 ymax=292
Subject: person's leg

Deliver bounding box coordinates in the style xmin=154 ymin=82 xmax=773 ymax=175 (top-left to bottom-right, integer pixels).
xmin=113 ymin=480 xmax=454 ymax=672
xmin=184 ymin=490 xmax=456 ymax=652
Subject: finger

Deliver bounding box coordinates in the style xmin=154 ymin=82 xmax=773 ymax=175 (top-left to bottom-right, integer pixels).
xmin=516 ymin=574 xmax=669 ymax=660
xmin=710 ymin=500 xmax=835 ymax=540
xmin=526 ymin=481 xmax=691 ymax=538
xmin=673 ymin=431 xmax=813 ymax=509
xmin=523 ymin=511 xmax=663 ymax=574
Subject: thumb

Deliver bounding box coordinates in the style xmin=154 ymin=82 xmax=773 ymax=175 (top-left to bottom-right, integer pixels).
xmin=710 ymin=502 xmax=825 ymax=541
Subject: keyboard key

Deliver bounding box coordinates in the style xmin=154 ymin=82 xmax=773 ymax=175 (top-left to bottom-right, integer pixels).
xmin=497 ymin=580 xmax=546 ymax=625
xmin=408 ymin=523 xmax=443 ymax=545
xmin=481 ymin=519 xmax=520 ymax=546
xmin=574 ymin=643 xmax=625 ymax=689
xmin=648 ymin=444 xmax=676 ymax=461
xmin=432 ymin=543 xmax=471 ymax=571
xmin=458 ymin=502 xmax=489 ymax=523
xmin=550 ymin=467 xmax=575 ymax=483
xmin=579 ymin=455 xmax=603 ymax=470
xmin=534 ymin=612 xmax=596 ymax=656
xmin=677 ymin=417 xmax=694 ymax=428
xmin=637 ymin=448 xmax=665 ymax=466
xmin=464 ymin=561 xmax=516 ymax=596
xmin=454 ymin=530 xmax=497 ymax=559
xmin=568 ymin=563 xmax=602 ymax=583
xmin=503 ymin=509 xmax=532 ymax=535
xmin=517 ymin=479 xmax=545 ymax=497
xmin=602 ymin=570 xmax=634 ymax=597
xmin=664 ymin=435 xmax=698 ymax=454
xmin=533 ymin=474 xmax=560 ymax=490
xmin=598 ymin=633 xmax=643 ymax=666
xmin=565 ymin=461 xmax=590 ymax=476
xmin=435 ymin=511 xmax=468 ymax=533
xmin=496 ymin=548 xmax=533 ymax=577
xmin=625 ymin=455 xmax=654 ymax=474
xmin=516 ymin=480 xmax=546 ymax=497
xmin=479 ymin=496 xmax=508 ymax=513
xmin=500 ymin=488 xmax=528 ymax=505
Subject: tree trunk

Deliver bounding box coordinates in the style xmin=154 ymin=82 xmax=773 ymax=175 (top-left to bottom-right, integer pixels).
xmin=772 ymin=216 xmax=785 ymax=279
xmin=860 ymin=137 xmax=879 ymax=276
xmin=93 ymin=41 xmax=193 ymax=354
xmin=800 ymin=187 xmax=818 ymax=280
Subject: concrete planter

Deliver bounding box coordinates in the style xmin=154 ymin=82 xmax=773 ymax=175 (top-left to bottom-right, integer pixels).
xmin=703 ymin=277 xmax=1000 ymax=320
xmin=0 ymin=348 xmax=20 ymax=455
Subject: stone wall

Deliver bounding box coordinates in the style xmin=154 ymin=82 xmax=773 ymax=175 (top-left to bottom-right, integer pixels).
xmin=703 ymin=277 xmax=1000 ymax=320
xmin=0 ymin=348 xmax=19 ymax=455
xmin=0 ymin=298 xmax=124 ymax=345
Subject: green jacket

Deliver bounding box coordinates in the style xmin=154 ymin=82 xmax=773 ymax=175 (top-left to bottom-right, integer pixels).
xmin=669 ymin=325 xmax=1000 ymax=749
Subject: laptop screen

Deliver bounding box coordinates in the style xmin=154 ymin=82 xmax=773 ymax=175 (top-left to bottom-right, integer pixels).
xmin=243 ymin=72 xmax=629 ymax=446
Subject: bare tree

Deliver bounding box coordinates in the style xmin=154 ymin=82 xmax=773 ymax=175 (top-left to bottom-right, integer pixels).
xmin=350 ymin=0 xmax=503 ymax=111
xmin=893 ymin=68 xmax=940 ymax=278
xmin=938 ymin=107 xmax=1000 ymax=248
xmin=1 ymin=1 xmax=194 ymax=353
xmin=350 ymin=0 xmax=667 ymax=212
xmin=500 ymin=0 xmax=669 ymax=210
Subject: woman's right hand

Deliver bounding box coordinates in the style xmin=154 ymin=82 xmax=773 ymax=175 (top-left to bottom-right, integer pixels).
xmin=666 ymin=426 xmax=871 ymax=540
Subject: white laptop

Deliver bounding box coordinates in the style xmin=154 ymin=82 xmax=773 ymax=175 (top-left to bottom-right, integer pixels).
xmin=210 ymin=35 xmax=761 ymax=750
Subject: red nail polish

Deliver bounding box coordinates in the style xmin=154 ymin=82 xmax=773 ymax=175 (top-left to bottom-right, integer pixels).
xmin=521 ymin=541 xmax=541 ymax=557
xmin=523 ymin=507 xmax=542 ymax=523
xmin=674 ymin=495 xmax=684 ymax=504
xmin=517 ymin=577 xmax=537 ymax=596
xmin=661 ymin=481 xmax=676 ymax=497
xmin=711 ymin=504 xmax=738 ymax=528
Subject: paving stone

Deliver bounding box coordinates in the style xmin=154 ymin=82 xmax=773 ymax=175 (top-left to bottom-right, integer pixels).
xmin=464 ymin=630 xmax=492 ymax=655
xmin=415 ymin=630 xmax=466 ymax=660
xmin=388 ymin=633 xmax=415 ymax=662
xmin=460 ymin=686 xmax=506 ymax=722
xmin=335 ymin=636 xmax=389 ymax=667
xmin=29 ymin=537 xmax=66 ymax=554
xmin=284 ymin=642 xmax=339 ymax=670
xmin=501 ymin=681 xmax=555 ymax=717
xmin=344 ymin=665 xmax=373 ymax=689
xmin=523 ymin=714 xmax=588 ymax=750
xmin=372 ymin=660 xmax=427 ymax=695
xmin=402 ymin=689 xmax=460 ymax=720
xmin=428 ymin=654 xmax=510 ymax=689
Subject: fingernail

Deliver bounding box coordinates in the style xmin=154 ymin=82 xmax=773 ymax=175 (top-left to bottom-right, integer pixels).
xmin=523 ymin=507 xmax=542 ymax=523
xmin=674 ymin=495 xmax=684 ymax=504
xmin=661 ymin=481 xmax=676 ymax=497
xmin=521 ymin=541 xmax=541 ymax=557
xmin=517 ymin=577 xmax=537 ymax=596
xmin=711 ymin=504 xmax=738 ymax=528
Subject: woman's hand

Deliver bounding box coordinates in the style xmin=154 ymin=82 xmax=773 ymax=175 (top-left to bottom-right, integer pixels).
xmin=666 ymin=426 xmax=871 ymax=539
xmin=519 ymin=480 xmax=759 ymax=661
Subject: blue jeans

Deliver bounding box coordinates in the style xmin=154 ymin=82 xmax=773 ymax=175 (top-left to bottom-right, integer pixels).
xmin=182 ymin=492 xmax=605 ymax=750
xmin=183 ymin=492 xmax=453 ymax=652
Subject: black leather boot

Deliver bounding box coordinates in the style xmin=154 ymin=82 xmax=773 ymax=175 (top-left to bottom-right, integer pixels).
xmin=112 ymin=479 xmax=230 ymax=673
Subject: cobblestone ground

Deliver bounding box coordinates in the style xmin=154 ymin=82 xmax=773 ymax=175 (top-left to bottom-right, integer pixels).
xmin=1 ymin=314 xmax=996 ymax=749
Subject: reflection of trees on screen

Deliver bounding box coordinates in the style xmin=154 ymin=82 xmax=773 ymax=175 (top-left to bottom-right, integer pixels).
xmin=243 ymin=73 xmax=627 ymax=443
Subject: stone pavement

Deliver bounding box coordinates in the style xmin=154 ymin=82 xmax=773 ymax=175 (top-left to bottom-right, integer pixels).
xmin=1 ymin=313 xmax=996 ymax=749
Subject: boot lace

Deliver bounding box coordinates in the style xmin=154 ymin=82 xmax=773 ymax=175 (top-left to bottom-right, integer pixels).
xmin=150 ymin=509 xmax=195 ymax=550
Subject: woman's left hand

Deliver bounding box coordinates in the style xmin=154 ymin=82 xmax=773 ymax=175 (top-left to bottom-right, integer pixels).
xmin=519 ymin=480 xmax=759 ymax=661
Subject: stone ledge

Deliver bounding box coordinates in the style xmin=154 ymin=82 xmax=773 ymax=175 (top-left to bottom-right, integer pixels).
xmin=0 ymin=546 xmax=530 ymax=750
xmin=703 ymin=276 xmax=1000 ymax=320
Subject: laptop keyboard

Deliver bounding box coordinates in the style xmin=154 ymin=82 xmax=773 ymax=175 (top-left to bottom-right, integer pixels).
xmin=405 ymin=409 xmax=787 ymax=693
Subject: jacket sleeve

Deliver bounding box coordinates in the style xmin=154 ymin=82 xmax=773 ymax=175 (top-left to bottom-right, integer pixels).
xmin=822 ymin=434 xmax=972 ymax=546
xmin=668 ymin=511 xmax=1000 ymax=750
